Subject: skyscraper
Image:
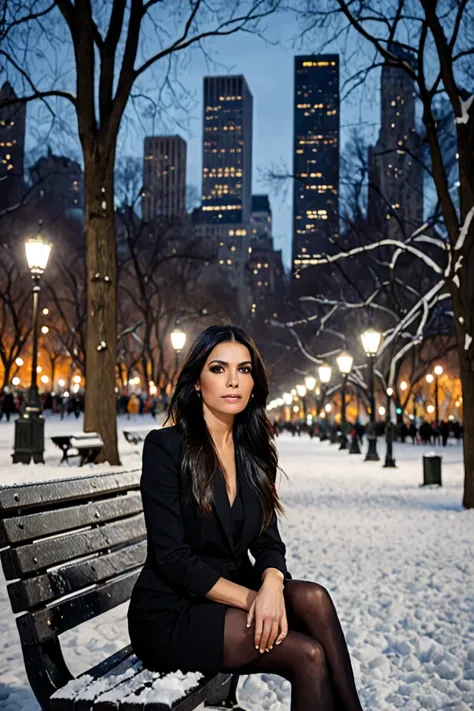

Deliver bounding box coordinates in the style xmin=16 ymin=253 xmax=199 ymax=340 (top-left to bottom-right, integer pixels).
xmin=201 ymin=75 xmax=253 ymax=224
xmin=30 ymin=148 xmax=84 ymax=215
xmin=292 ymin=56 xmax=340 ymax=277
xmin=0 ymin=82 xmax=26 ymax=212
xmin=142 ymin=135 xmax=186 ymax=221
xmin=368 ymin=43 xmax=423 ymax=238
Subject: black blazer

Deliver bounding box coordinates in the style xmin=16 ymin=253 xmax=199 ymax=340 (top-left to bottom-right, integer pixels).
xmin=132 ymin=426 xmax=291 ymax=612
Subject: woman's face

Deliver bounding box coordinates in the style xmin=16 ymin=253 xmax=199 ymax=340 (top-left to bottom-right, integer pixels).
xmin=195 ymin=340 xmax=255 ymax=415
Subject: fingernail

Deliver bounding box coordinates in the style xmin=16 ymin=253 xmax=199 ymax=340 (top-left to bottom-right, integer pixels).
xmin=255 ymin=645 xmax=259 ymax=650
xmin=246 ymin=624 xmax=250 ymax=628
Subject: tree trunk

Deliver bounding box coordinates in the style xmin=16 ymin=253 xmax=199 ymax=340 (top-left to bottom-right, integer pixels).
xmin=83 ymin=147 xmax=120 ymax=465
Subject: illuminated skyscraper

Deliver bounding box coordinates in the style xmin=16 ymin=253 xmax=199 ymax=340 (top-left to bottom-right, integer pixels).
xmin=201 ymin=75 xmax=253 ymax=224
xmin=368 ymin=43 xmax=423 ymax=238
xmin=142 ymin=135 xmax=186 ymax=221
xmin=292 ymin=56 xmax=339 ymax=277
xmin=0 ymin=82 xmax=26 ymax=211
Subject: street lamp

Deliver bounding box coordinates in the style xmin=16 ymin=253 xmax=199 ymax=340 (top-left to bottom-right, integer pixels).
xmin=317 ymin=363 xmax=332 ymax=440
xmin=13 ymin=223 xmax=52 ymax=464
xmin=336 ymin=349 xmax=353 ymax=450
xmin=386 ymin=387 xmax=393 ymax=423
xmin=434 ymin=365 xmax=443 ymax=423
xmin=361 ymin=327 xmax=382 ymax=462
xmin=296 ymin=384 xmax=307 ymax=421
xmin=170 ymin=327 xmax=186 ymax=378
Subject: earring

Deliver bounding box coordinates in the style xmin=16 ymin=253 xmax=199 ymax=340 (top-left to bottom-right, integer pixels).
xmin=196 ymin=390 xmax=201 ymax=397
xmin=251 ymin=393 xmax=254 ymax=399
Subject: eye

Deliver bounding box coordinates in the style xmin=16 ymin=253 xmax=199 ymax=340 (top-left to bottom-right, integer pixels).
xmin=210 ymin=365 xmax=224 ymax=373
xmin=240 ymin=366 xmax=252 ymax=374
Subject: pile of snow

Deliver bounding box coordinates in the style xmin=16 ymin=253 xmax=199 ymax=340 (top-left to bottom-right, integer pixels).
xmin=0 ymin=419 xmax=472 ymax=710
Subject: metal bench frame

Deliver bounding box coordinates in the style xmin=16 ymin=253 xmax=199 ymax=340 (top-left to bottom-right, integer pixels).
xmin=0 ymin=470 xmax=239 ymax=710
xmin=123 ymin=430 xmax=151 ymax=446
xmin=51 ymin=433 xmax=104 ymax=466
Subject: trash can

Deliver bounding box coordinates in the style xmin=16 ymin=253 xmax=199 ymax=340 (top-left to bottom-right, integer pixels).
xmin=422 ymin=453 xmax=442 ymax=486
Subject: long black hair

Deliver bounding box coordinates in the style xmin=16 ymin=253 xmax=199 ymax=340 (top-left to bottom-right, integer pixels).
xmin=164 ymin=323 xmax=285 ymax=533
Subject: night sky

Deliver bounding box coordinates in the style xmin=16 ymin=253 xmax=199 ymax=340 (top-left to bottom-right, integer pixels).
xmin=24 ymin=10 xmax=381 ymax=267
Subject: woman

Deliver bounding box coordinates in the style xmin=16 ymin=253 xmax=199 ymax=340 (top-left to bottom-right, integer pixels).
xmin=128 ymin=324 xmax=363 ymax=710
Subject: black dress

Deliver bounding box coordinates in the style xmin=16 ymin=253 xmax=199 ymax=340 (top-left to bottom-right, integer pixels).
xmin=127 ymin=426 xmax=291 ymax=677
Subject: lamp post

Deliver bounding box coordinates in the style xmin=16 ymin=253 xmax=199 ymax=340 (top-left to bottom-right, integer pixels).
xmin=336 ymin=349 xmax=353 ymax=450
xmin=170 ymin=327 xmax=186 ymax=381
xmin=361 ymin=327 xmax=382 ymax=462
xmin=386 ymin=387 xmax=393 ymax=423
xmin=296 ymin=384 xmax=307 ymax=423
xmin=13 ymin=223 xmax=52 ymax=464
xmin=317 ymin=363 xmax=332 ymax=441
xmin=434 ymin=365 xmax=443 ymax=424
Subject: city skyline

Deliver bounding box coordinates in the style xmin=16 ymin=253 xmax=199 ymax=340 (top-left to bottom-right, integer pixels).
xmin=17 ymin=17 xmax=383 ymax=268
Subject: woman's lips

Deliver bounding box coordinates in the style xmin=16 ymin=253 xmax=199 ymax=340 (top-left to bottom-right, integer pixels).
xmin=222 ymin=395 xmax=241 ymax=401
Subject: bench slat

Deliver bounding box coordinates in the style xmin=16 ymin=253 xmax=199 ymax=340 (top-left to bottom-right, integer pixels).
xmin=1 ymin=514 xmax=146 ymax=578
xmin=0 ymin=470 xmax=140 ymax=514
xmin=74 ymin=659 xmax=143 ymax=711
xmin=95 ymin=667 xmax=162 ymax=711
xmin=18 ymin=570 xmax=140 ymax=644
xmin=0 ymin=492 xmax=143 ymax=545
xmin=49 ymin=646 xmax=137 ymax=711
xmin=7 ymin=540 xmax=147 ymax=612
xmin=119 ymin=672 xmax=213 ymax=711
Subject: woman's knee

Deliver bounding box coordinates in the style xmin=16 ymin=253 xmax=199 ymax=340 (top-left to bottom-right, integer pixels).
xmin=294 ymin=636 xmax=329 ymax=674
xmin=286 ymin=580 xmax=332 ymax=611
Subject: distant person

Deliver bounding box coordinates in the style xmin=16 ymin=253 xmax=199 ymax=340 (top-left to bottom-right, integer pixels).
xmin=453 ymin=420 xmax=461 ymax=442
xmin=419 ymin=420 xmax=432 ymax=445
xmin=408 ymin=422 xmax=418 ymax=444
xmin=440 ymin=420 xmax=450 ymax=447
xmin=1 ymin=387 xmax=15 ymax=422
xmin=127 ymin=393 xmax=140 ymax=421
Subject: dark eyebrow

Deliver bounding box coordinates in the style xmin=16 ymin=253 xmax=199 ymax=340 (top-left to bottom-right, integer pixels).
xmin=208 ymin=359 xmax=252 ymax=366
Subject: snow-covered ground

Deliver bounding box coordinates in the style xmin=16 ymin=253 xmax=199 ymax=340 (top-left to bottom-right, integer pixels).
xmin=0 ymin=417 xmax=472 ymax=710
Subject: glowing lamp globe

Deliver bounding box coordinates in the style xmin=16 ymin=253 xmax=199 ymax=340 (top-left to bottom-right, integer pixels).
xmin=336 ymin=349 xmax=353 ymax=375
xmin=25 ymin=226 xmax=52 ymax=275
xmin=361 ymin=328 xmax=381 ymax=356
xmin=170 ymin=328 xmax=186 ymax=352
xmin=304 ymin=375 xmax=316 ymax=391
xmin=296 ymin=384 xmax=307 ymax=397
xmin=283 ymin=393 xmax=293 ymax=405
xmin=318 ymin=363 xmax=332 ymax=384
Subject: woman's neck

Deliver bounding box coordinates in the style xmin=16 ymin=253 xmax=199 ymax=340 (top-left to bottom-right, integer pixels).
xmin=203 ymin=405 xmax=234 ymax=448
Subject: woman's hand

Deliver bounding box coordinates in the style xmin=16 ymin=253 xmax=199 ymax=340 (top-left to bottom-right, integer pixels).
xmin=246 ymin=574 xmax=288 ymax=652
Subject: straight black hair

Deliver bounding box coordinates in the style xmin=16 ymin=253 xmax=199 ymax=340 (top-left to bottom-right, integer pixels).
xmin=164 ymin=323 xmax=285 ymax=533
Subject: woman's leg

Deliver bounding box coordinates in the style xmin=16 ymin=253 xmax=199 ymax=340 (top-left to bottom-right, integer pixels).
xmin=222 ymin=607 xmax=334 ymax=711
xmin=284 ymin=580 xmax=363 ymax=711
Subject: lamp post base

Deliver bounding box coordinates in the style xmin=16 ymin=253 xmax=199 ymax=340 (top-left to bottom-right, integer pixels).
xmin=12 ymin=412 xmax=45 ymax=464
xmin=365 ymin=438 xmax=380 ymax=462
xmin=339 ymin=433 xmax=348 ymax=450
xmin=383 ymin=456 xmax=397 ymax=468
xmin=349 ymin=434 xmax=361 ymax=454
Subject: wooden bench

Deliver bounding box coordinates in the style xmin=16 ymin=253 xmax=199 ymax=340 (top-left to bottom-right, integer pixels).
xmin=123 ymin=429 xmax=152 ymax=446
xmin=51 ymin=432 xmax=104 ymax=466
xmin=0 ymin=470 xmax=240 ymax=710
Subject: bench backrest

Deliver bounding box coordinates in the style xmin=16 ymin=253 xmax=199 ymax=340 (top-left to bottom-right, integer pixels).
xmin=0 ymin=469 xmax=144 ymax=707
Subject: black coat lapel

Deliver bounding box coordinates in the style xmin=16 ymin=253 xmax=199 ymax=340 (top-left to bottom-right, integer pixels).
xmin=212 ymin=467 xmax=235 ymax=554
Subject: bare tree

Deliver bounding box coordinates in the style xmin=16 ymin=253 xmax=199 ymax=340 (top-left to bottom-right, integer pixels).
xmin=1 ymin=0 xmax=282 ymax=463
xmin=295 ymin=0 xmax=474 ymax=506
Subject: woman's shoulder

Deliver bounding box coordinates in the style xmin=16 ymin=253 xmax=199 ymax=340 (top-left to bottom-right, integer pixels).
xmin=145 ymin=424 xmax=183 ymax=450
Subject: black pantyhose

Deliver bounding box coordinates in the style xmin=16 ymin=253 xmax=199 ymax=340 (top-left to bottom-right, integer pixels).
xmin=222 ymin=580 xmax=363 ymax=711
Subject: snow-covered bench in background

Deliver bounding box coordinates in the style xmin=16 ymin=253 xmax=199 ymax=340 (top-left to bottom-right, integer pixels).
xmin=123 ymin=428 xmax=152 ymax=446
xmin=0 ymin=470 xmax=240 ymax=710
xmin=50 ymin=431 xmax=104 ymax=466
